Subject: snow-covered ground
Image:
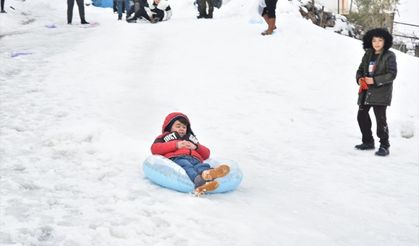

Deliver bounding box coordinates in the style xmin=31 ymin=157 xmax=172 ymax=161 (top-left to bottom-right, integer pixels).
xmin=1 ymin=0 xmax=418 ymax=245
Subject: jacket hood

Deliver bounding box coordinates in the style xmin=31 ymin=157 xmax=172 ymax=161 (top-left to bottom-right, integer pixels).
xmin=162 ymin=112 xmax=194 ymax=134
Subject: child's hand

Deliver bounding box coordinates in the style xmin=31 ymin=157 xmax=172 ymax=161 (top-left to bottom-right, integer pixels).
xmin=176 ymin=140 xmax=197 ymax=150
xmin=176 ymin=141 xmax=188 ymax=149
xmin=365 ymin=77 xmax=374 ymax=85
xmin=185 ymin=142 xmax=197 ymax=150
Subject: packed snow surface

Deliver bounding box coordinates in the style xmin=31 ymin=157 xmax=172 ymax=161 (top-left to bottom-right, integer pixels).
xmin=1 ymin=0 xmax=418 ymax=245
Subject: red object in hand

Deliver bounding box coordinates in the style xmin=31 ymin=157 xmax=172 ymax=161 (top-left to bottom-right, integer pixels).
xmin=358 ymin=78 xmax=369 ymax=94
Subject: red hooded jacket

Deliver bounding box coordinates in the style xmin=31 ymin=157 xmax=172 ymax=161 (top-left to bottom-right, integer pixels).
xmin=150 ymin=112 xmax=210 ymax=162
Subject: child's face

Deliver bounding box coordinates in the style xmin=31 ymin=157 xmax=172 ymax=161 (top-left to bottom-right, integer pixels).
xmin=372 ymin=37 xmax=385 ymax=53
xmin=170 ymin=120 xmax=187 ymax=137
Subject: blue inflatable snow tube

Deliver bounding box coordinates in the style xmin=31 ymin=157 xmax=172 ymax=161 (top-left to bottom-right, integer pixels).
xmin=143 ymin=155 xmax=243 ymax=193
xmin=92 ymin=0 xmax=113 ymax=8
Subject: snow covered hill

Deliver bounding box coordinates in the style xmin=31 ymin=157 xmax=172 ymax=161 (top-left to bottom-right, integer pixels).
xmin=1 ymin=0 xmax=418 ymax=245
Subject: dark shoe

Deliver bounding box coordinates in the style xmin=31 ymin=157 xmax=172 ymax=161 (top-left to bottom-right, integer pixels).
xmin=1 ymin=10 xmax=6 ymax=13
xmin=261 ymin=29 xmax=273 ymax=36
xmin=81 ymin=20 xmax=90 ymax=24
xmin=150 ymin=17 xmax=160 ymax=23
xmin=355 ymin=143 xmax=375 ymax=150
xmin=375 ymin=147 xmax=389 ymax=156
xmin=126 ymin=17 xmax=137 ymax=23
xmin=67 ymin=21 xmax=72 ymax=24
xmin=197 ymin=14 xmax=207 ymax=19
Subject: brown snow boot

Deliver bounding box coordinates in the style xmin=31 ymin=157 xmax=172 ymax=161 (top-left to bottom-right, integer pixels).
xmin=194 ymin=180 xmax=219 ymax=196
xmin=261 ymin=18 xmax=276 ymax=35
xmin=201 ymin=164 xmax=230 ymax=181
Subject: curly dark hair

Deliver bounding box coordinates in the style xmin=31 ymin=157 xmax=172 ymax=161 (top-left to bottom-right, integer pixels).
xmin=362 ymin=28 xmax=393 ymax=51
xmin=164 ymin=116 xmax=192 ymax=134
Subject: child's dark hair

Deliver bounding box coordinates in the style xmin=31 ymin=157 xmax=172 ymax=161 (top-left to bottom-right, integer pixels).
xmin=176 ymin=117 xmax=189 ymax=128
xmin=362 ymin=28 xmax=393 ymax=51
xmin=165 ymin=116 xmax=190 ymax=133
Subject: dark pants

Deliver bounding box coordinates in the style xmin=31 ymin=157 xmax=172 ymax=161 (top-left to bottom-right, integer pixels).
xmin=357 ymin=104 xmax=390 ymax=148
xmin=67 ymin=0 xmax=86 ymax=23
xmin=1 ymin=0 xmax=5 ymax=11
xmin=127 ymin=5 xmax=136 ymax=17
xmin=129 ymin=0 xmax=148 ymax=17
xmin=113 ymin=0 xmax=118 ymax=12
xmin=132 ymin=6 xmax=151 ymax=21
xmin=198 ymin=0 xmax=213 ymax=17
xmin=117 ymin=0 xmax=130 ymax=18
xmin=262 ymin=0 xmax=277 ymax=18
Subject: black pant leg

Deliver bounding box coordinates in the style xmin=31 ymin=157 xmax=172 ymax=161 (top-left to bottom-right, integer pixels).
xmin=76 ymin=0 xmax=86 ymax=22
xmin=264 ymin=0 xmax=277 ymax=18
xmin=207 ymin=0 xmax=213 ymax=16
xmin=113 ymin=0 xmax=118 ymax=12
xmin=357 ymin=104 xmax=374 ymax=144
xmin=67 ymin=0 xmax=75 ymax=23
xmin=134 ymin=6 xmax=151 ymax=21
xmin=373 ymin=106 xmax=390 ymax=148
xmin=127 ymin=5 xmax=135 ymax=16
xmin=198 ymin=0 xmax=206 ymax=15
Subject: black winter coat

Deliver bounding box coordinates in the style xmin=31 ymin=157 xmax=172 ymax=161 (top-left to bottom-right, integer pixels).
xmin=356 ymin=49 xmax=397 ymax=106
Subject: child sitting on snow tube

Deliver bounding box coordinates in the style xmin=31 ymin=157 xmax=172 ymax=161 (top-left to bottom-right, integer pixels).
xmin=150 ymin=112 xmax=230 ymax=195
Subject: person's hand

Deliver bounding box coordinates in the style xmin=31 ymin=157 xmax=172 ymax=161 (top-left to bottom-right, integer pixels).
xmin=365 ymin=77 xmax=374 ymax=85
xmin=176 ymin=140 xmax=188 ymax=149
xmin=184 ymin=141 xmax=197 ymax=150
xmin=176 ymin=140 xmax=196 ymax=150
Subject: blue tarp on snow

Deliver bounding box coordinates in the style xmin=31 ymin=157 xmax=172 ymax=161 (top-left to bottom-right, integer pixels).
xmin=92 ymin=0 xmax=113 ymax=8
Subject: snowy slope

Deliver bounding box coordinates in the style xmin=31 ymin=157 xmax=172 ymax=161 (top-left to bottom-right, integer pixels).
xmin=1 ymin=0 xmax=418 ymax=246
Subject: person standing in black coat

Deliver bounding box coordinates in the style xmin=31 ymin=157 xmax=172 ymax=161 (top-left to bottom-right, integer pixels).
xmin=355 ymin=28 xmax=397 ymax=156
xmin=67 ymin=0 xmax=89 ymax=24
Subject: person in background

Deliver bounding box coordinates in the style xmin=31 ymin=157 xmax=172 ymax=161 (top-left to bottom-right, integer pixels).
xmin=127 ymin=0 xmax=171 ymax=23
xmin=67 ymin=0 xmax=89 ymax=24
xmin=1 ymin=0 xmax=6 ymax=13
xmin=355 ymin=28 xmax=397 ymax=156
xmin=196 ymin=0 xmax=213 ymax=19
xmin=260 ymin=0 xmax=277 ymax=35
xmin=116 ymin=0 xmax=130 ymax=20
